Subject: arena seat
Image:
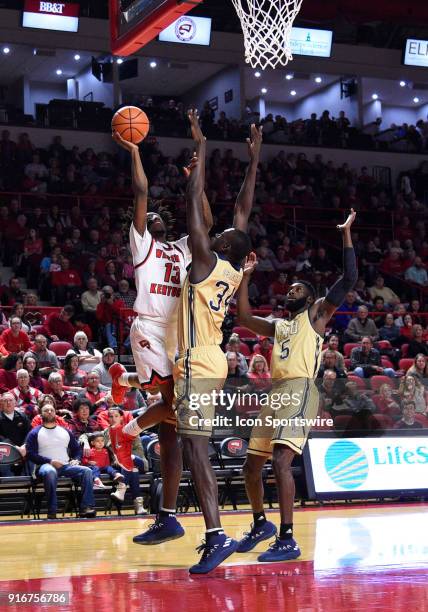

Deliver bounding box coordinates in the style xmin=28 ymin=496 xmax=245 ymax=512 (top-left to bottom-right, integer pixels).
xmin=344 ymin=343 xmax=359 ymax=357
xmin=377 ymin=340 xmax=392 ymax=350
xmin=232 ymin=326 xmax=259 ymax=341
xmin=399 ymin=358 xmax=414 ymax=372
xmin=370 ymin=375 xmax=396 ymax=391
xmin=238 ymin=342 xmax=251 ymax=357
xmin=401 ymin=344 xmax=409 ymax=357
xmin=381 ymin=356 xmax=394 ymax=369
xmin=49 ymin=341 xmax=73 ymax=359
xmin=347 ymin=375 xmax=367 ymax=390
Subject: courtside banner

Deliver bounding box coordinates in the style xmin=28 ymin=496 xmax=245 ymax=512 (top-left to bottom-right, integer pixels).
xmin=23 ymin=0 xmax=80 ymax=32
xmin=307 ymin=436 xmax=428 ymax=495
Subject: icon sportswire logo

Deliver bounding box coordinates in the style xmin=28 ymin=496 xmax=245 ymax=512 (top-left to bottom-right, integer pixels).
xmin=324 ymin=440 xmax=369 ymax=490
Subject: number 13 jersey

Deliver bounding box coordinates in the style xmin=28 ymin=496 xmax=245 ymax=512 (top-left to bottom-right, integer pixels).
xmin=271 ymin=310 xmax=323 ymax=381
xmin=130 ymin=223 xmax=191 ymax=324
xmin=177 ymin=254 xmax=243 ymax=353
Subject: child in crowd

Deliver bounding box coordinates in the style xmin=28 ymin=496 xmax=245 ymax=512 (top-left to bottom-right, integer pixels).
xmin=82 ymin=433 xmax=127 ymax=500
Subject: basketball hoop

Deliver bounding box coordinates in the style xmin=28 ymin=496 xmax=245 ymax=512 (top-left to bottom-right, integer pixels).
xmin=231 ymin=0 xmax=304 ymax=70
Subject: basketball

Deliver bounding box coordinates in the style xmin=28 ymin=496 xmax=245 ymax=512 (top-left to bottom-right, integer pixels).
xmin=111 ymin=106 xmax=150 ymax=144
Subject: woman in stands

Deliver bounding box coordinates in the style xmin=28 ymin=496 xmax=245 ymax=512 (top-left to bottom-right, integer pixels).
xmin=9 ymin=303 xmax=31 ymax=334
xmin=23 ymin=355 xmax=48 ymax=393
xmin=72 ymin=331 xmax=102 ymax=374
xmin=407 ymin=354 xmax=428 ymax=387
xmin=398 ymin=375 xmax=427 ymax=414
xmin=399 ymin=313 xmax=414 ymax=341
xmin=60 ymin=352 xmax=87 ymax=391
xmin=101 ymin=260 xmax=119 ymax=292
xmin=0 ymin=353 xmax=23 ymax=393
xmin=372 ymin=383 xmax=401 ymax=419
xmin=247 ymin=354 xmax=272 ymax=394
xmin=225 ymin=333 xmax=249 ymax=374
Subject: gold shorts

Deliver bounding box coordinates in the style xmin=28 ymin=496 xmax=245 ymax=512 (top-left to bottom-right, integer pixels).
xmin=248 ymin=378 xmax=319 ymax=457
xmin=173 ymin=346 xmax=228 ymax=437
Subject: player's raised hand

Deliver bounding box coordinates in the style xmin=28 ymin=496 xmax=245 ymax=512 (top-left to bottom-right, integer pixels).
xmin=112 ymin=130 xmax=139 ymax=152
xmin=183 ymin=155 xmax=199 ymax=179
xmin=246 ymin=124 xmax=263 ymax=162
xmin=244 ymin=251 xmax=258 ymax=277
xmin=337 ymin=208 xmax=356 ymax=232
xmin=187 ymin=109 xmax=206 ymax=145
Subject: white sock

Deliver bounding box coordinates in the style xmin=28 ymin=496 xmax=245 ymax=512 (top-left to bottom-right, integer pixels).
xmin=118 ymin=373 xmax=132 ymax=387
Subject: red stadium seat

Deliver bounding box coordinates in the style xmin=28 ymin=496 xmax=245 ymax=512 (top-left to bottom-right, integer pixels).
xmin=49 ymin=341 xmax=73 ymax=359
xmin=344 ymin=358 xmax=352 ymax=369
xmin=399 ymin=358 xmax=414 ymax=372
xmin=372 ymin=414 xmax=394 ymax=430
xmin=239 ymin=342 xmax=251 ymax=357
xmin=347 ymin=375 xmax=366 ymax=390
xmin=370 ymin=375 xmax=396 ymax=391
xmin=344 ymin=343 xmax=359 ymax=357
xmin=232 ymin=326 xmax=259 ymax=341
xmin=401 ymin=344 xmax=409 ymax=357
xmin=381 ymin=356 xmax=394 ymax=369
xmin=377 ymin=340 xmax=391 ymax=350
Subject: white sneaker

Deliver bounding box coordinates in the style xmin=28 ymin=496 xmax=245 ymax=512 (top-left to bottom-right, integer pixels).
xmin=133 ymin=497 xmax=147 ymax=515
xmin=111 ymin=482 xmax=127 ymax=502
xmin=94 ymin=478 xmax=108 ymax=489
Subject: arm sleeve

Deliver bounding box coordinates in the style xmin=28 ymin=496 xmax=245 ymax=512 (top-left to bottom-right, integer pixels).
xmin=25 ymin=429 xmax=52 ymax=465
xmin=325 ymin=247 xmax=358 ymax=307
xmin=129 ymin=223 xmax=153 ymax=266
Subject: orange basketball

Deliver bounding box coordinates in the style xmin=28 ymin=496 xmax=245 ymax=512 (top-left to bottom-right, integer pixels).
xmin=111 ymin=106 xmax=150 ymax=144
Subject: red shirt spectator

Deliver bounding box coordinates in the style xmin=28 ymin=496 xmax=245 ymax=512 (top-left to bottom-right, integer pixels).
xmin=380 ymin=252 xmax=405 ymax=277
xmin=96 ymin=293 xmax=124 ymax=325
xmin=0 ymin=370 xmax=17 ymax=393
xmin=46 ymin=306 xmax=75 ymax=342
xmin=82 ymin=447 xmax=110 ymax=469
xmin=0 ymin=320 xmax=31 ymax=356
xmin=252 ymin=337 xmax=273 ymax=367
xmin=31 ymin=414 xmax=70 ymax=429
xmin=51 ymin=260 xmax=82 ymax=287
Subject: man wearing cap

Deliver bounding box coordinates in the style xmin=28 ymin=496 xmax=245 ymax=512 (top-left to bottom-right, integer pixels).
xmin=92 ymin=348 xmax=116 ymax=388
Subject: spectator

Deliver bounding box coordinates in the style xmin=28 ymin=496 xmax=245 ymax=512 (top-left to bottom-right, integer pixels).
xmin=312 ymin=271 xmax=328 ymax=299
xmin=80 ymin=278 xmax=102 ymax=321
xmin=51 ymin=257 xmax=82 ymax=305
xmin=268 ymin=273 xmax=288 ymax=302
xmin=393 ymin=303 xmax=407 ymax=328
xmin=9 ymin=303 xmax=31 ymax=333
xmin=0 ymin=277 xmax=25 ymax=306
xmin=334 ymin=291 xmax=359 ymax=331
xmin=310 ymin=247 xmax=336 ymax=277
xmin=22 ymin=355 xmax=48 ymax=392
xmin=368 ymin=276 xmax=399 ymax=306
xmin=0 ymin=317 xmax=31 ymax=356
xmin=318 ymin=370 xmax=345 ymax=415
xmin=0 ymin=392 xmax=29 ymax=475
xmin=398 ymin=375 xmax=427 ymax=414
xmin=68 ymin=398 xmax=98 ymax=439
xmin=123 ymin=387 xmax=147 ymax=413
xmin=255 ymin=247 xmax=275 ymax=272
xmin=224 ymin=352 xmax=249 ymax=393
xmin=92 ymin=348 xmax=115 ymax=388
xmin=95 ymin=286 xmax=124 ymax=350
xmin=350 ymin=337 xmax=396 ymax=378
xmin=318 ymin=350 xmax=347 ymax=379
xmin=46 ymin=372 xmax=76 ymax=415
xmin=252 ymin=336 xmax=273 ymax=367
xmin=78 ymin=371 xmax=108 ymax=408
xmin=404 ymin=256 xmax=428 ymax=286
xmin=60 ymin=351 xmax=87 ymax=389
xmin=31 ymin=395 xmax=70 ymax=429
xmin=46 ymin=305 xmax=75 ymax=343
xmin=25 ymin=334 xmax=59 ymax=374
xmin=247 ymin=355 xmax=272 ymax=393
xmin=372 ymin=296 xmax=387 ymax=328
xmin=408 ymin=324 xmax=428 ymax=357
xmin=399 ymin=313 xmax=415 ymax=341
xmin=72 ymin=331 xmax=102 ymax=373
xmin=225 ymin=334 xmax=249 ymax=375
xmin=372 ymin=383 xmax=401 ymax=418
xmin=0 ymin=354 xmax=22 ymax=393
xmin=344 ymin=305 xmax=379 ymax=343
xmin=11 ymin=369 xmax=42 ymax=419
xmin=105 ymin=407 xmax=146 ymax=514
xmin=378 ymin=313 xmax=401 ymax=346
xmin=25 ymin=402 xmax=96 ymax=519
xmin=115 ymin=279 xmax=136 ymax=309
xmin=321 ymin=335 xmax=345 ymax=370
xmin=407 ymin=354 xmax=428 ymax=385
xmin=82 ymin=432 xmax=126 ymax=493
xmin=394 ymin=402 xmax=423 ymax=429
xmin=340 ymin=381 xmax=376 ymax=416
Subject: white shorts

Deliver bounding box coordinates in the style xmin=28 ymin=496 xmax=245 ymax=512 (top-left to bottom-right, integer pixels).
xmin=130 ymin=317 xmax=177 ymax=390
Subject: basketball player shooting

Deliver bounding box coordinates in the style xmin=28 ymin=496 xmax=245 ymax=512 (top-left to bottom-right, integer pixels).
xmin=172 ymin=110 xmax=260 ymax=574
xmin=235 ymin=209 xmax=357 ymax=562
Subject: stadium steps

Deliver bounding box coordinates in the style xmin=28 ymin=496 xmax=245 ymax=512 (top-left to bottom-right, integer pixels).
xmin=0 ymin=265 xmax=51 ymax=306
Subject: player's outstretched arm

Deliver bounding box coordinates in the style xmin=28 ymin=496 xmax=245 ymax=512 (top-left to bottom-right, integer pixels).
xmin=311 ymin=209 xmax=358 ymax=333
xmin=236 ymin=252 xmax=275 ymax=336
xmin=184 ymin=114 xmax=213 ymax=232
xmin=233 ymin=124 xmax=263 ymax=231
xmin=112 ymin=131 xmax=148 ymax=236
xmin=186 ymin=109 xmax=216 ymax=283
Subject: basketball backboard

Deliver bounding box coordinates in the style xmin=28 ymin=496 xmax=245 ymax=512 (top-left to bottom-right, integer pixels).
xmin=110 ymin=0 xmax=204 ymax=56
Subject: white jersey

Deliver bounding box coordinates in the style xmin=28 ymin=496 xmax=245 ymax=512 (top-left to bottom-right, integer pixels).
xmin=130 ymin=223 xmax=191 ymax=324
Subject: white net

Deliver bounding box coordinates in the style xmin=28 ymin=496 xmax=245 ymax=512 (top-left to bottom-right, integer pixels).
xmin=231 ymin=0 xmax=304 ymax=70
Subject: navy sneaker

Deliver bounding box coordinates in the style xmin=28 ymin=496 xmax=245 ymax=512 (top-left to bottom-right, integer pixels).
xmin=257 ymin=537 xmax=301 ymax=562
xmin=189 ymin=534 xmax=238 ymax=574
xmin=236 ymin=521 xmax=277 ymax=553
xmin=133 ymin=515 xmax=184 ymax=545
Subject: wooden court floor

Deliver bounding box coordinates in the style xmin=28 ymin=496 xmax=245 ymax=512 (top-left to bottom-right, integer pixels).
xmin=1 ymin=504 xmax=428 ymax=611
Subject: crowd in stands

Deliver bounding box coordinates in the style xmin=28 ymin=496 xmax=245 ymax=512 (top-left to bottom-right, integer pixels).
xmin=0 ymin=125 xmax=427 ymax=515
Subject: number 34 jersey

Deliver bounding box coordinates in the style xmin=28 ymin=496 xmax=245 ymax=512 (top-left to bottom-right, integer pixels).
xmin=271 ymin=310 xmax=324 ymax=381
xmin=130 ymin=223 xmax=191 ymax=324
xmin=177 ymin=254 xmax=243 ymax=353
